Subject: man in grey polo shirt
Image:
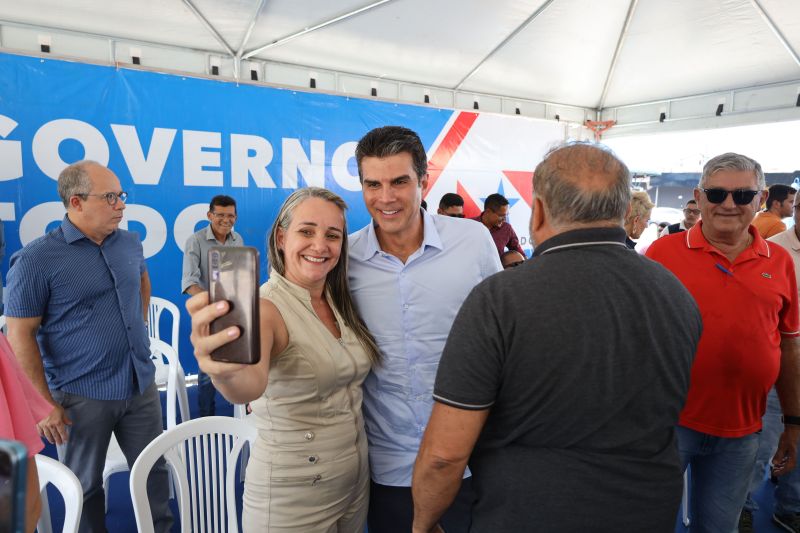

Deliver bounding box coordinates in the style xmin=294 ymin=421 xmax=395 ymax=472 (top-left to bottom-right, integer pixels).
xmin=181 ymin=194 xmax=242 ymax=417
xmin=412 ymin=142 xmax=702 ymax=532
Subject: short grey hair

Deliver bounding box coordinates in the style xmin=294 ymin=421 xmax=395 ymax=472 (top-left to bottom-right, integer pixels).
xmin=57 ymin=160 xmax=97 ymax=208
xmin=533 ymin=142 xmax=631 ymax=227
xmin=699 ymin=152 xmax=765 ymax=189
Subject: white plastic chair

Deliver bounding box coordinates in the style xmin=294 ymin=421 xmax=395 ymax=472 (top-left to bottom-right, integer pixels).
xmin=147 ymin=296 xmax=180 ymax=351
xmin=233 ymin=403 xmax=251 ymax=482
xmin=102 ymin=338 xmax=191 ymax=507
xmin=36 ymin=454 xmax=83 ymax=533
xmin=130 ymin=416 xmax=257 ymax=533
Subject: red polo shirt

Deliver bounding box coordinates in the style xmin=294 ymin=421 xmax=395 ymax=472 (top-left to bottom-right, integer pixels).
xmin=646 ymin=222 xmax=800 ymax=437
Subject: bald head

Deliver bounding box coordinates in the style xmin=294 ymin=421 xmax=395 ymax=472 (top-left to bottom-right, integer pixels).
xmin=533 ymin=142 xmax=631 ymax=229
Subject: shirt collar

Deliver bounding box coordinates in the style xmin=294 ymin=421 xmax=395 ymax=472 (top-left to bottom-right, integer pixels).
xmin=205 ymin=225 xmax=238 ymax=244
xmin=533 ymin=226 xmax=628 ymax=257
xmin=685 ymin=220 xmax=770 ymax=257
xmin=268 ymin=269 xmax=312 ymax=303
xmin=61 ymin=214 xmax=110 ymax=244
xmin=360 ymin=208 xmax=442 ymax=260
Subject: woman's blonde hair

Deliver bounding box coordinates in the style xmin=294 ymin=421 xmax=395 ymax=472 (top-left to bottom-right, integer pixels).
xmin=267 ymin=187 xmax=380 ymax=363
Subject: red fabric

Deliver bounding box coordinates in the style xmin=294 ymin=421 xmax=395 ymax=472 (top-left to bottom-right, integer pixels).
xmin=646 ymin=222 xmax=800 ymax=437
xmin=0 ymin=333 xmax=53 ymax=457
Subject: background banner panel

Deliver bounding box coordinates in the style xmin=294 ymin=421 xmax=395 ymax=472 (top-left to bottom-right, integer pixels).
xmin=0 ymin=52 xmax=564 ymax=373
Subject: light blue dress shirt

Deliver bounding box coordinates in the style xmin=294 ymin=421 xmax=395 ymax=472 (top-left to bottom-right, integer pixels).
xmin=348 ymin=209 xmax=502 ymax=486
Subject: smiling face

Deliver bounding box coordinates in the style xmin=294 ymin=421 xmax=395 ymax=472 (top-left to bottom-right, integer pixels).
xmin=695 ymin=169 xmax=762 ymax=241
xmin=276 ymin=197 xmax=345 ymax=292
xmin=70 ymin=164 xmax=126 ymax=243
xmin=207 ymin=204 xmax=236 ymax=241
xmin=484 ymin=205 xmax=509 ymax=228
xmin=360 ymin=152 xmax=427 ymax=245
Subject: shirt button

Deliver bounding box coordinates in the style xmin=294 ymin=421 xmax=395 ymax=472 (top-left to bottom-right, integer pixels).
xmin=304 ymin=432 xmax=315 ymax=441
xmin=308 ymin=455 xmax=318 ymax=463
xmin=403 ymin=304 xmax=409 ymax=310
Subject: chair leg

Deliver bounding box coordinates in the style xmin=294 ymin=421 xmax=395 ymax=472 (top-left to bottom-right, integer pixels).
xmin=682 ymin=470 xmax=690 ymax=526
xmin=38 ymin=486 xmax=54 ymax=533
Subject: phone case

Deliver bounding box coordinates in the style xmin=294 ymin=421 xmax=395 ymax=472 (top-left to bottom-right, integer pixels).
xmin=0 ymin=439 xmax=28 ymax=533
xmin=208 ymin=246 xmax=261 ymax=365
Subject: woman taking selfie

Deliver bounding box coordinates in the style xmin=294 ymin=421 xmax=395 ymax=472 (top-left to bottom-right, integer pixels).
xmin=188 ymin=187 xmax=380 ymax=532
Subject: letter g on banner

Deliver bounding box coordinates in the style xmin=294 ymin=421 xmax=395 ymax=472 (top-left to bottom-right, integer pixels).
xmin=0 ymin=115 xmax=23 ymax=181
xmin=32 ymin=119 xmax=110 ymax=179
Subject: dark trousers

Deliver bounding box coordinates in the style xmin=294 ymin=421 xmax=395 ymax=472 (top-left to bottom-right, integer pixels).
xmin=368 ymin=477 xmax=474 ymax=533
xmin=197 ymin=370 xmax=217 ymax=417
xmin=52 ymin=383 xmax=173 ymax=533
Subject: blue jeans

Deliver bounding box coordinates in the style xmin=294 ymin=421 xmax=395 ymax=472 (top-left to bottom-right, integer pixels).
xmin=744 ymin=387 xmax=800 ymax=515
xmin=197 ymin=370 xmax=217 ymax=417
xmin=677 ymin=425 xmax=759 ymax=533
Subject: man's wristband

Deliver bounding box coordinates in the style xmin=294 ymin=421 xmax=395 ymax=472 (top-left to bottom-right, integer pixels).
xmin=782 ymin=415 xmax=800 ymax=426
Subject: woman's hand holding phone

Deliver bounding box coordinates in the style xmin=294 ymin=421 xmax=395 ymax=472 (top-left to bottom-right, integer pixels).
xmin=186 ymin=292 xmax=251 ymax=383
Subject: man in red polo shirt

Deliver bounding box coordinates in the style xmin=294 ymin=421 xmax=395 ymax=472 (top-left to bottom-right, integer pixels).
xmin=647 ymin=152 xmax=800 ymax=532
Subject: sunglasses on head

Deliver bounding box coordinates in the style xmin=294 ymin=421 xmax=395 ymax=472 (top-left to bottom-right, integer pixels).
xmin=700 ymin=188 xmax=759 ymax=205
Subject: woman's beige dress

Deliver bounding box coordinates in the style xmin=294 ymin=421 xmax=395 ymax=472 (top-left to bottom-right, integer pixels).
xmin=242 ymin=272 xmax=371 ymax=533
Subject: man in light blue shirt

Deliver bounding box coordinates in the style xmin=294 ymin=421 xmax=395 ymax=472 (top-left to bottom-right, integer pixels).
xmin=349 ymin=126 xmax=502 ymax=533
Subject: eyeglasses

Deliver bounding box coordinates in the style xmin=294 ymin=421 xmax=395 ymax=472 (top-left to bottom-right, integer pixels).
xmin=78 ymin=191 xmax=128 ymax=205
xmin=683 ymin=208 xmax=701 ymax=215
xmin=210 ymin=212 xmax=236 ymax=221
xmin=700 ymin=188 xmax=759 ymax=205
xmin=448 ymin=213 xmax=465 ymax=218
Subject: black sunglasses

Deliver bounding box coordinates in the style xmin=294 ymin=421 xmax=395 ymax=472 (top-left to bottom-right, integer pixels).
xmin=448 ymin=213 xmax=465 ymax=218
xmin=700 ymin=188 xmax=759 ymax=205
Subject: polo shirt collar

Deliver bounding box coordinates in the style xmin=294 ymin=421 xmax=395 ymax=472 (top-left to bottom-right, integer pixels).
xmin=61 ymin=214 xmax=113 ymax=244
xmin=360 ymin=208 xmax=441 ymax=260
xmin=685 ymin=220 xmax=770 ymax=258
xmin=205 ymin=225 xmax=238 ymax=244
xmin=533 ymin=226 xmax=628 ymax=257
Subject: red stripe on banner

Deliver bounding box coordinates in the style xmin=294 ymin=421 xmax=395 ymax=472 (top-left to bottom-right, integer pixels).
xmin=424 ymin=112 xmax=479 ymax=196
xmin=457 ymin=181 xmax=482 ymax=218
xmin=503 ymin=170 xmax=535 ymax=208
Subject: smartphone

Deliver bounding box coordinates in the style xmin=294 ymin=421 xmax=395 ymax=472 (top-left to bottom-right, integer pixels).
xmin=208 ymin=246 xmax=261 ymax=364
xmin=0 ymin=440 xmax=28 ymax=533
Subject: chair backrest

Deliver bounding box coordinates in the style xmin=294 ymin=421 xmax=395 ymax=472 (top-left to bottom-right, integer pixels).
xmin=130 ymin=416 xmax=257 ymax=533
xmin=147 ymin=297 xmax=180 ymax=350
xmin=36 ymin=454 xmax=83 ymax=533
xmin=149 ymin=337 xmax=190 ymax=428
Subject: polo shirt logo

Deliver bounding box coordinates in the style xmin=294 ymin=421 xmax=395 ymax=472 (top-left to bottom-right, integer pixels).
xmin=762 ymin=272 xmax=772 ymax=279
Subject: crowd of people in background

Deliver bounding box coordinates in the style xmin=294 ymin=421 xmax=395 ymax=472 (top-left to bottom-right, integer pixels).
xmin=3 ymin=125 xmax=800 ymax=533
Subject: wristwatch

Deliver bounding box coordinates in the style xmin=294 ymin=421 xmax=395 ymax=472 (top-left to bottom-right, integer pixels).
xmin=782 ymin=415 xmax=800 ymax=426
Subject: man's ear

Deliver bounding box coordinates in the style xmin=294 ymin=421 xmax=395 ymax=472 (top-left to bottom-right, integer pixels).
xmin=69 ymin=195 xmax=82 ymax=210
xmin=531 ymin=196 xmax=545 ymax=234
xmin=420 ymin=173 xmax=429 ymax=196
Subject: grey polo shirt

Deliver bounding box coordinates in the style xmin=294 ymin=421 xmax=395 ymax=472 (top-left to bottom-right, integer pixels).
xmin=181 ymin=225 xmax=242 ymax=293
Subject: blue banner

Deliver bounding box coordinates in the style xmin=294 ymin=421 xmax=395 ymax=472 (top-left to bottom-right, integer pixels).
xmin=0 ymin=52 xmax=454 ymax=372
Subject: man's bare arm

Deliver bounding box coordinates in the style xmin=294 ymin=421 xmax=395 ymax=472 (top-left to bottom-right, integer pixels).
xmin=773 ymin=335 xmax=800 ymax=475
xmin=412 ymin=403 xmax=489 ymax=533
xmin=6 ymin=316 xmax=72 ymax=444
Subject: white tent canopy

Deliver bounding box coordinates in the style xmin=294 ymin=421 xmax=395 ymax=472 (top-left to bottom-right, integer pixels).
xmin=1 ymin=0 xmax=800 ymax=133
